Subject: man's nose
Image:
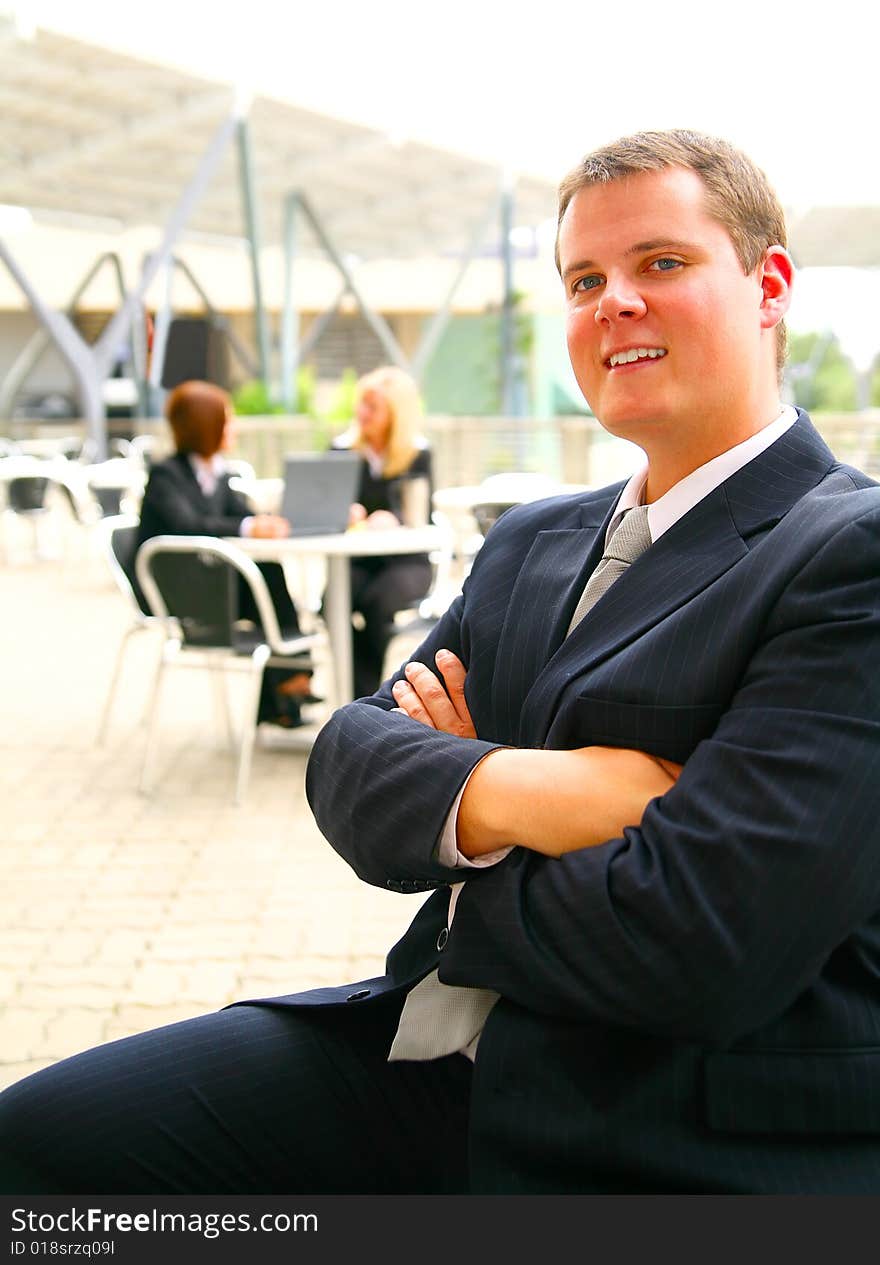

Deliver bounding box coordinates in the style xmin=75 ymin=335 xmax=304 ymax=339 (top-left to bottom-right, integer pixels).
xmin=594 ymin=276 xmax=647 ymax=324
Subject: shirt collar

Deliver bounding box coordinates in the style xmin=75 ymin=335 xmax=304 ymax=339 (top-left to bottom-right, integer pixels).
xmin=188 ymin=452 xmax=226 ymax=495
xmin=608 ymin=405 xmax=798 ymax=544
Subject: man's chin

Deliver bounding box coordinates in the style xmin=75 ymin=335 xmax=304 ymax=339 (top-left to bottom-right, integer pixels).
xmin=594 ymin=408 xmax=665 ymax=444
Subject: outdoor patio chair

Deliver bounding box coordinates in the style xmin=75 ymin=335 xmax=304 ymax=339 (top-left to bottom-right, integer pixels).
xmin=135 ymin=535 xmax=324 ymax=804
xmin=95 ymin=513 xmax=164 ymax=744
xmin=0 ymin=456 xmax=63 ymax=563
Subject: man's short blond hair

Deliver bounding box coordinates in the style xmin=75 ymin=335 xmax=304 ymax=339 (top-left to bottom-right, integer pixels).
xmin=556 ymin=129 xmax=789 ymax=376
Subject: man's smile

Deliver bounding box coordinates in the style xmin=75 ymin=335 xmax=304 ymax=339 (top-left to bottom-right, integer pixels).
xmin=605 ymin=346 xmax=668 ymax=370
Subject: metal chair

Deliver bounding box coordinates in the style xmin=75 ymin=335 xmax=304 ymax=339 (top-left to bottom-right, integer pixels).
xmin=135 ymin=535 xmax=324 ymax=803
xmin=95 ymin=514 xmax=164 ymax=744
xmin=0 ymin=456 xmax=66 ymax=563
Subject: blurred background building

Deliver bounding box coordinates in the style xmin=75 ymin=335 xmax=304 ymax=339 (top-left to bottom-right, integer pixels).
xmin=2 ymin=4 xmax=879 ymax=485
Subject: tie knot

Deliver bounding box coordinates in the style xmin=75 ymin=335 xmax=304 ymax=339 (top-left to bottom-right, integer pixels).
xmin=605 ymin=504 xmax=652 ymax=565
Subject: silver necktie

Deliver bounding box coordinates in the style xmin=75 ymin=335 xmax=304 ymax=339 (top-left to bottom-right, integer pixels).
xmin=389 ymin=505 xmax=653 ymax=1063
xmin=567 ymin=504 xmax=652 ymax=634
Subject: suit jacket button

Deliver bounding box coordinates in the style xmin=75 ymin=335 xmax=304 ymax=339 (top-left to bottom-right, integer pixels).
xmin=346 ymin=989 xmax=370 ymax=1001
xmin=436 ymin=927 xmax=449 ymax=951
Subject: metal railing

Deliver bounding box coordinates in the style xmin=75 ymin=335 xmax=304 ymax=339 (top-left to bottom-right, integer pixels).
xmin=6 ymin=410 xmax=880 ymax=488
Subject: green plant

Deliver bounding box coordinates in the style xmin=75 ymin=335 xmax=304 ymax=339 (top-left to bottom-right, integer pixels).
xmin=324 ymin=367 xmax=358 ymax=424
xmin=294 ymin=364 xmax=317 ymax=416
xmin=231 ymin=379 xmax=285 ymax=415
xmin=786 ymin=332 xmax=859 ymax=412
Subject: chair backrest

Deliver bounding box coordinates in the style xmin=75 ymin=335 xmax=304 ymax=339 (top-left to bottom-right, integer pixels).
xmin=136 ymin=537 xmax=284 ymax=652
xmin=471 ymin=501 xmax=514 ymax=537
xmin=7 ymin=475 xmax=49 ymax=512
xmin=97 ymin=514 xmax=148 ymax=616
xmin=140 ymin=546 xmax=239 ymax=648
xmin=91 ymin=486 xmax=124 ymax=517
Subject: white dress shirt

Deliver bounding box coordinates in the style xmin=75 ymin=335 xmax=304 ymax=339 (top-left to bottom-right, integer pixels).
xmin=188 ymin=454 xmax=253 ymax=536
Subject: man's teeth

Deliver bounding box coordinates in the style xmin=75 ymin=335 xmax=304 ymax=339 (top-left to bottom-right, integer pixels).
xmin=609 ymin=348 xmax=666 ymax=368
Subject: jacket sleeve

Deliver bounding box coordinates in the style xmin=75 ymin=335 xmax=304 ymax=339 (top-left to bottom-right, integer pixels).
xmin=140 ymin=463 xmax=248 ymax=538
xmin=441 ymin=501 xmax=880 ymax=1047
xmin=305 ymin=560 xmax=503 ymax=891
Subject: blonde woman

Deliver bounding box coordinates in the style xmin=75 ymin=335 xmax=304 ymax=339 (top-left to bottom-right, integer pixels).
xmin=331 ymin=366 xmax=433 ymax=696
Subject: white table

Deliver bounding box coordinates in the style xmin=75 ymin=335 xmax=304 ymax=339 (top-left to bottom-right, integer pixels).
xmin=230 ymin=524 xmax=446 ymax=705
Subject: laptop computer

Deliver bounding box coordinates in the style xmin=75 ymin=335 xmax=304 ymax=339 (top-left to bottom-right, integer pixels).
xmin=279 ymin=451 xmax=362 ymax=535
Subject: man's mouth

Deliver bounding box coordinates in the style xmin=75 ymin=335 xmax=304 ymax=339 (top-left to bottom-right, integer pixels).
xmin=606 ymin=347 xmax=667 ymax=369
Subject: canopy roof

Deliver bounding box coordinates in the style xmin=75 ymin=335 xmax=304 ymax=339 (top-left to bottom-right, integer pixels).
xmin=2 ymin=21 xmax=879 ymax=272
xmin=0 ymin=23 xmax=558 ymax=260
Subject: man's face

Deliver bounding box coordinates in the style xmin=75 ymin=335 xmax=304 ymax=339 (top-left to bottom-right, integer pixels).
xmin=557 ymin=166 xmax=777 ymax=463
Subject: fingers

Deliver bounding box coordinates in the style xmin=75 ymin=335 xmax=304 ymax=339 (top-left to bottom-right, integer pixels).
xmin=433 ymin=650 xmax=475 ymax=735
xmin=390 ymin=673 xmax=438 ymax=729
xmin=390 ymin=653 xmax=476 ymax=738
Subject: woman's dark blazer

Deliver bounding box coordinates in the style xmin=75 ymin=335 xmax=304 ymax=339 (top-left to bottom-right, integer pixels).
xmin=136 ymin=452 xmax=251 ymax=548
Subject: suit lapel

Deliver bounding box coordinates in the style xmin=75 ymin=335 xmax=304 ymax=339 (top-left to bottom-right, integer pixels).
xmin=517 ymin=412 xmax=836 ymax=745
xmin=173 ymin=451 xmax=228 ymax=511
xmin=489 ymin=492 xmax=618 ymax=739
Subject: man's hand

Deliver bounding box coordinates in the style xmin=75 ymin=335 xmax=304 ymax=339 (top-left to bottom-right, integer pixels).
xmin=390 ymin=650 xmax=476 ymax=739
xmin=389 ymin=649 xmax=682 ymax=860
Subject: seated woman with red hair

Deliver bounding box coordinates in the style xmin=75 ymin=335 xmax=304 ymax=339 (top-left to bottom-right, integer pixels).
xmin=136 ymin=379 xmax=317 ymax=727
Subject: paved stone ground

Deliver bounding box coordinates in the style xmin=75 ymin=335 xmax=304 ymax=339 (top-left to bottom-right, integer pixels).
xmin=0 ymin=517 xmax=430 ymax=1093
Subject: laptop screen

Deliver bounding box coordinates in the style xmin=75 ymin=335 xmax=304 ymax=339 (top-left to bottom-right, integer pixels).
xmin=279 ymin=451 xmax=362 ymax=535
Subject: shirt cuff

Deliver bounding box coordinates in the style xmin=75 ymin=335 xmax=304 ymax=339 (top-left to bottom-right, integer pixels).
xmin=240 ymin=517 xmax=255 ymax=537
xmin=437 ymin=754 xmax=513 ymax=870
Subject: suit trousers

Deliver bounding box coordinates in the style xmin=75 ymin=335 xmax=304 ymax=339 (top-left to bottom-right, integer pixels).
xmin=0 ymin=994 xmax=472 ymax=1195
xmin=245 ymin=561 xmax=310 ymax=723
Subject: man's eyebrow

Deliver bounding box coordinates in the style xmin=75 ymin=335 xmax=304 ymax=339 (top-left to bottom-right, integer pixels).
xmin=561 ymin=239 xmax=695 ymax=280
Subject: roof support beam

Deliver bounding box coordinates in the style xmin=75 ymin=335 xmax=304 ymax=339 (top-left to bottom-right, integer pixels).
xmin=280 ymin=192 xmax=301 ymax=410
xmin=411 ymin=195 xmax=500 ymax=383
xmin=236 ymin=116 xmax=271 ymax=387
xmin=146 ymin=254 xmax=260 ymax=393
xmin=0 ymin=251 xmax=133 ymax=419
xmin=0 ymin=110 xmax=239 ymax=457
xmin=280 ymin=190 xmax=500 ymax=391
xmin=0 ymin=239 xmax=104 ymax=437
xmin=294 ymin=192 xmax=408 ymax=370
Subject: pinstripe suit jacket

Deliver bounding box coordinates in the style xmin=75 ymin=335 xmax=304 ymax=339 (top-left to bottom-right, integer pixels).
xmin=268 ymin=411 xmax=880 ymax=1192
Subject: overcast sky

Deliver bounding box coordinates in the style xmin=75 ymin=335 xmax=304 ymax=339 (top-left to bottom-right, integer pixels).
xmin=14 ymin=1 xmax=880 ymax=364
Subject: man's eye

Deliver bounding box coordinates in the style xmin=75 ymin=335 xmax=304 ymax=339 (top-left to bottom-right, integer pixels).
xmin=572 ymin=275 xmax=602 ymax=293
xmin=648 ymin=257 xmax=682 ymax=272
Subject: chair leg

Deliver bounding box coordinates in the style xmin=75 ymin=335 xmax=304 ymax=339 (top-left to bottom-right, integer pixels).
xmin=96 ymin=625 xmax=137 ymax=745
xmin=139 ymin=651 xmax=170 ymax=795
xmin=235 ymin=659 xmax=264 ymax=805
xmin=211 ymin=666 xmax=236 ymax=751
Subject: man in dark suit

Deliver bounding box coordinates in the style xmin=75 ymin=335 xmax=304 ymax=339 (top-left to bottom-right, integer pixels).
xmin=3 ymin=129 xmax=880 ymax=1195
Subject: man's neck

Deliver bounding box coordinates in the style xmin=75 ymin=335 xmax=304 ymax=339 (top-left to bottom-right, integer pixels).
xmin=642 ymin=398 xmax=786 ymax=503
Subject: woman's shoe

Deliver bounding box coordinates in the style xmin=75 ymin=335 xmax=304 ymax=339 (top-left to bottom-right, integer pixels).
xmin=277 ymin=672 xmax=324 ymax=706
xmin=257 ymin=691 xmax=307 ymax=728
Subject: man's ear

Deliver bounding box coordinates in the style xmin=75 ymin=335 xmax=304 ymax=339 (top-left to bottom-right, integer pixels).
xmin=758 ymin=245 xmax=794 ymax=330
